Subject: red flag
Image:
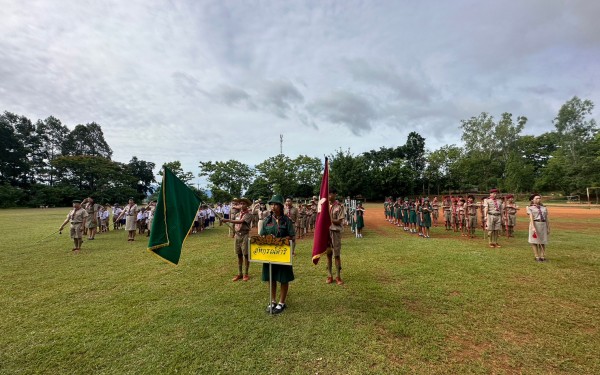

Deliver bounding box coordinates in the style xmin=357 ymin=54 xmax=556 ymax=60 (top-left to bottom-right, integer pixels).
xmin=312 ymin=157 xmax=331 ymax=265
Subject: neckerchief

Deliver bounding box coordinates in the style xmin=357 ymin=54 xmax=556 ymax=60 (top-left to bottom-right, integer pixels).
xmin=536 ymin=205 xmax=545 ymax=222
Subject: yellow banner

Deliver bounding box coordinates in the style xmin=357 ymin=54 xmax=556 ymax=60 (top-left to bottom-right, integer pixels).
xmin=249 ymin=235 xmax=292 ymax=265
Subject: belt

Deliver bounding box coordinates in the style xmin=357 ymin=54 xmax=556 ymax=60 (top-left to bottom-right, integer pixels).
xmin=489 ymin=213 xmax=500 ymax=216
xmin=469 ymin=214 xmax=477 ymax=216
xmin=533 ymin=220 xmax=546 ymax=222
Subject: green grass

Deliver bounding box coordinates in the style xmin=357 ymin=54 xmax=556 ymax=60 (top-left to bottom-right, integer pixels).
xmin=1 ymin=205 xmax=598 ymax=374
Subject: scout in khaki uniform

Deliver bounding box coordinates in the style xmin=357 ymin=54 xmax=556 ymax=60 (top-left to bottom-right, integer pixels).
xmin=458 ymin=198 xmax=467 ymax=236
xmin=59 ymin=200 xmax=89 ymax=253
xmin=504 ymin=194 xmax=519 ymax=237
xmin=527 ymin=193 xmax=550 ymax=262
xmin=484 ymin=188 xmax=504 ymax=248
xmin=304 ymin=202 xmax=312 ymax=235
xmin=431 ymin=196 xmax=439 ymax=227
xmin=450 ymin=198 xmax=459 ymax=232
xmin=465 ymin=195 xmax=479 ymax=238
xmin=327 ymin=188 xmax=345 ymax=285
xmin=82 ymin=197 xmax=101 ymax=240
xmin=297 ymin=203 xmax=306 ymax=239
xmin=116 ymin=198 xmax=139 ymax=241
xmin=442 ymin=196 xmax=452 ymax=230
xmin=222 ymin=197 xmax=253 ymax=281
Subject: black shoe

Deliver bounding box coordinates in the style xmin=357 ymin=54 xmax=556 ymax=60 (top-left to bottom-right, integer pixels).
xmin=272 ymin=303 xmax=286 ymax=314
xmin=265 ymin=302 xmax=276 ymax=313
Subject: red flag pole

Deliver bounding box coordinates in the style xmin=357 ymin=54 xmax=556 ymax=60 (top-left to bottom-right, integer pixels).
xmin=312 ymin=158 xmax=332 ymax=265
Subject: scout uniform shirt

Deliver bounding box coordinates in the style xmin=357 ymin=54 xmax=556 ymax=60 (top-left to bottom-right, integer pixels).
xmin=485 ymin=196 xmax=503 ymax=230
xmin=67 ymin=207 xmax=88 ymax=238
xmin=284 ymin=205 xmax=299 ymax=224
xmin=330 ymin=201 xmax=345 ymax=232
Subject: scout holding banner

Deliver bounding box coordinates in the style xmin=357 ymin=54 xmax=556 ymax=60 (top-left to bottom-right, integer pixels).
xmin=250 ymin=194 xmax=295 ymax=315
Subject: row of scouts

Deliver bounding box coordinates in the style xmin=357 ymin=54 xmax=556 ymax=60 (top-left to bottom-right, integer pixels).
xmin=59 ymin=197 xmax=156 ymax=253
xmin=221 ymin=189 xmax=348 ymax=314
xmin=383 ymin=189 xmax=550 ymax=260
xmin=383 ymin=196 xmax=435 ymax=238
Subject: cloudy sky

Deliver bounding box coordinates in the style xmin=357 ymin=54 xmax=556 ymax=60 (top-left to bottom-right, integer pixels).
xmin=2 ymin=0 xmax=599 ymax=184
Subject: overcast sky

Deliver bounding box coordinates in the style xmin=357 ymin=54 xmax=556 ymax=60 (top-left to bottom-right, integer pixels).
xmin=2 ymin=0 xmax=599 ymax=185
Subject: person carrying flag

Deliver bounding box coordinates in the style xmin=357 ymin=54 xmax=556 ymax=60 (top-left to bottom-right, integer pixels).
xmin=327 ymin=188 xmax=345 ymax=285
xmin=59 ymin=199 xmax=88 ymax=253
xmin=260 ymin=194 xmax=295 ymax=314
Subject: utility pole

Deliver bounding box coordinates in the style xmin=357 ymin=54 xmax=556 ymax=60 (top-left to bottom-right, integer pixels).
xmin=280 ymin=134 xmax=283 ymax=155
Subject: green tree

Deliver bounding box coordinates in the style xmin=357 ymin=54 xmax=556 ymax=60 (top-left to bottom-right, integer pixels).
xmin=0 ymin=113 xmax=29 ymax=185
xmin=198 ymin=159 xmax=254 ymax=197
xmin=36 ymin=116 xmax=69 ymax=185
xmin=160 ymin=161 xmax=194 ymax=183
xmin=127 ymin=157 xmax=156 ymax=196
xmin=255 ymin=154 xmax=298 ymax=197
xmin=62 ymin=122 xmax=113 ymax=158
xmin=244 ymin=177 xmax=272 ymax=200
xmin=553 ymin=96 xmax=598 ymax=168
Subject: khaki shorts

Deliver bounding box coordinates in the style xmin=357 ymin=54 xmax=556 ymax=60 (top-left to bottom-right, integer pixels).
xmin=235 ymin=233 xmax=249 ymax=256
xmin=487 ymin=214 xmax=502 ymax=231
xmin=70 ymin=224 xmax=83 ymax=239
xmin=327 ymin=230 xmax=342 ymax=257
xmin=508 ymin=215 xmax=516 ymax=226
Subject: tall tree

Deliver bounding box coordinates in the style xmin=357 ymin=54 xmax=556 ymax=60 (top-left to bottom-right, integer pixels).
xmin=160 ymin=161 xmax=194 ymax=184
xmin=198 ymin=159 xmax=254 ymax=197
xmin=0 ymin=113 xmax=29 ymax=185
xmin=36 ymin=116 xmax=69 ymax=185
xmin=553 ymin=96 xmax=598 ymax=168
xmin=62 ymin=122 xmax=113 ymax=158
xmin=127 ymin=157 xmax=156 ymax=196
xmin=255 ymin=154 xmax=298 ymax=197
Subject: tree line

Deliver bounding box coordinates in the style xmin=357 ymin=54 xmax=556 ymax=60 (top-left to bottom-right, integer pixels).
xmin=1 ymin=96 xmax=598 ymax=207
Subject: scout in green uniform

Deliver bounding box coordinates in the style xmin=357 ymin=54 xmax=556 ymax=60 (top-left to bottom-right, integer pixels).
xmin=355 ymin=202 xmax=365 ymax=238
xmin=484 ymin=188 xmax=504 ymax=248
xmin=261 ymin=194 xmax=295 ymax=314
xmin=222 ymin=197 xmax=253 ymax=281
xmin=402 ymin=197 xmax=409 ymax=231
xmin=420 ymin=198 xmax=432 ymax=238
xmin=527 ymin=193 xmax=550 ymax=262
xmin=59 ymin=200 xmax=89 ymax=253
xmin=504 ymin=194 xmax=519 ymax=237
xmin=409 ymin=199 xmax=417 ymax=233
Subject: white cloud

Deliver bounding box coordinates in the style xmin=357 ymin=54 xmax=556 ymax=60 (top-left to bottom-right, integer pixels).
xmin=0 ymin=0 xmax=598 ymax=182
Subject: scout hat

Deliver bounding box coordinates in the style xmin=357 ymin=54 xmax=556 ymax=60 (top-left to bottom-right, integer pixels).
xmin=506 ymin=194 xmax=514 ymax=199
xmin=268 ymin=194 xmax=285 ymax=206
xmin=238 ymin=197 xmax=252 ymax=206
xmin=72 ymin=199 xmax=81 ymax=204
xmin=490 ymin=188 xmax=499 ymax=193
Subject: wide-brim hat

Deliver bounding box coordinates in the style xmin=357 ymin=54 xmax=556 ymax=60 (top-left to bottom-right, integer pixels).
xmin=268 ymin=194 xmax=285 ymax=206
xmin=238 ymin=198 xmax=252 ymax=206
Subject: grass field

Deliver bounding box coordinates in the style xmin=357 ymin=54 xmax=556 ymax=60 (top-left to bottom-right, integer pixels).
xmin=1 ymin=204 xmax=599 ymax=374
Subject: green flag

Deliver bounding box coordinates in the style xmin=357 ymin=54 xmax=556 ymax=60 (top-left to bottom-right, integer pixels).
xmin=147 ymin=167 xmax=201 ymax=265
